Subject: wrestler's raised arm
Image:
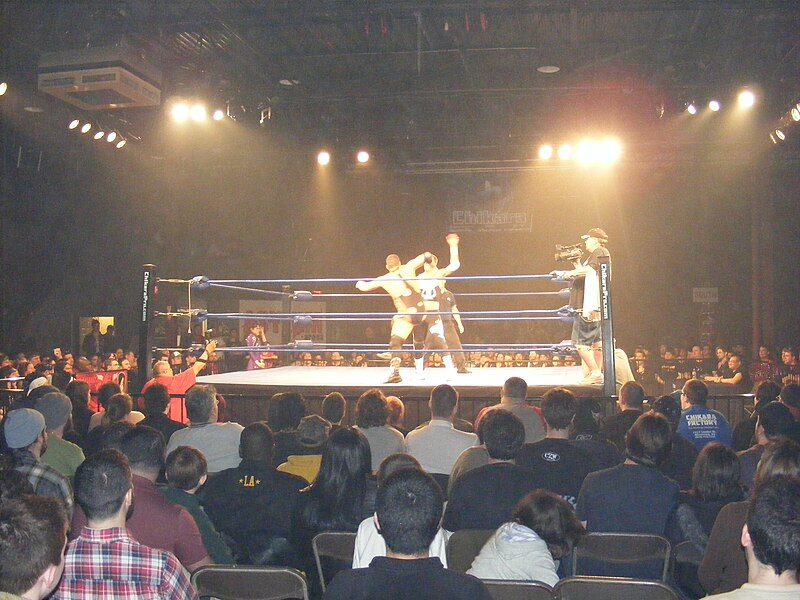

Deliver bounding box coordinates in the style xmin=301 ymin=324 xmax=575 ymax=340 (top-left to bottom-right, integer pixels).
xmin=405 ymin=252 xmax=431 ymax=271
xmin=355 ymin=276 xmax=387 ymax=292
xmin=438 ymin=233 xmax=461 ymax=276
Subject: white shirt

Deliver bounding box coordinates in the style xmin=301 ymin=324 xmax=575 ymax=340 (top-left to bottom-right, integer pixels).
xmin=405 ymin=419 xmax=479 ymax=474
xmin=166 ymin=421 xmax=244 ymax=473
xmin=352 ymin=515 xmax=450 ymax=568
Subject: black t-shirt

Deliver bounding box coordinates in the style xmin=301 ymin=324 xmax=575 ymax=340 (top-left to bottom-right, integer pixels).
xmin=658 ymin=432 xmax=698 ymax=491
xmin=515 ymin=438 xmax=596 ymax=508
xmin=599 ymin=409 xmax=644 ymax=453
xmin=569 ymin=246 xmax=611 ymax=310
xmin=439 ymin=290 xmax=456 ymax=322
xmin=443 ymin=462 xmax=539 ymax=531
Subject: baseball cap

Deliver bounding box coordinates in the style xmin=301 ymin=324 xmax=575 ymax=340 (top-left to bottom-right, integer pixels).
xmin=4 ymin=408 xmax=46 ymax=449
xmin=36 ymin=392 xmax=72 ymax=430
xmin=581 ymin=228 xmax=608 ymax=242
xmin=297 ymin=415 xmax=331 ymax=448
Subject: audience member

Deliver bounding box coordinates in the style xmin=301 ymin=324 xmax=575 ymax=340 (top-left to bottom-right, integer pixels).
xmin=444 ymin=410 xmax=538 ymax=531
xmin=737 ymin=401 xmax=794 ymax=492
xmin=324 ymin=468 xmax=492 ymax=600
xmin=385 ymin=396 xmax=408 ymax=436
xmin=353 ymin=453 xmax=450 ymax=568
xmin=568 ymin=398 xmax=621 ymax=470
xmin=515 ymin=387 xmax=596 ymax=507
xmin=599 ymin=381 xmax=645 ymax=452
xmin=4 ymin=408 xmax=73 ymax=517
xmin=139 ymin=383 xmax=187 ymax=443
xmin=406 ymin=385 xmax=478 ymax=476
xmin=83 ymin=393 xmax=139 ymax=456
xmin=321 ymin=391 xmax=347 ymax=429
xmin=778 ymin=383 xmax=800 ymax=442
xmin=277 ymin=414 xmax=331 ymax=483
xmin=71 ymin=426 xmax=212 ymax=571
xmin=699 ymin=439 xmax=800 ymax=595
xmin=166 ymin=384 xmax=243 ymax=474
xmin=0 ymin=496 xmax=68 ymax=600
xmin=354 ymin=389 xmax=405 ymax=472
xmin=732 ymin=381 xmax=781 ymax=451
xmin=652 ymin=394 xmax=699 ymax=490
xmin=268 ymin=392 xmax=308 ymax=467
xmin=57 ymin=448 xmax=198 ymax=599
xmin=64 ymin=380 xmax=93 ymax=440
xmin=467 ymin=490 xmax=585 ymax=585
xmin=200 ymin=422 xmax=306 ymax=566
xmin=473 ymin=377 xmax=545 ymax=443
xmin=704 ymin=476 xmax=800 ymax=599
xmin=36 ymin=391 xmax=85 ymax=479
xmin=678 ymin=379 xmax=733 ymax=450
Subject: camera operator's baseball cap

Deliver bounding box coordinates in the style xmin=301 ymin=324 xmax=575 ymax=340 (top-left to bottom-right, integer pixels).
xmin=581 ymin=228 xmax=608 ymax=241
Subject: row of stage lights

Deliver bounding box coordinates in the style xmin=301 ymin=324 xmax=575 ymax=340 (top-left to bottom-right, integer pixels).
xmin=683 ymin=89 xmax=757 ymax=115
xmin=770 ymin=101 xmax=800 ymax=145
xmin=67 ymin=119 xmax=128 ymax=148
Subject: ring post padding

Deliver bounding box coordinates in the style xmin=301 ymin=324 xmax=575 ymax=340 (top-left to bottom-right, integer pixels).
xmin=281 ymin=285 xmax=292 ymax=350
xmin=598 ymin=256 xmax=616 ymax=396
xmin=139 ymin=264 xmax=157 ymax=381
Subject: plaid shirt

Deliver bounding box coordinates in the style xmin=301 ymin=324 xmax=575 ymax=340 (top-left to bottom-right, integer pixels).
xmin=13 ymin=449 xmax=73 ymax=518
xmin=54 ymin=527 xmax=198 ymax=600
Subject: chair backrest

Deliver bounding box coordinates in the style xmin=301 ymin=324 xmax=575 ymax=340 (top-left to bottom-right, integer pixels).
xmin=311 ymin=531 xmax=357 ymax=593
xmin=555 ymin=576 xmax=679 ymax=600
xmin=445 ymin=528 xmax=495 ymax=573
xmin=191 ymin=565 xmax=309 ymax=600
xmin=483 ymin=579 xmax=555 ymax=600
xmin=571 ymin=532 xmax=672 ymax=582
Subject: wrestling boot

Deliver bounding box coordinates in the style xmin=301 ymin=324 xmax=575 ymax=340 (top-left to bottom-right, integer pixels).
xmin=442 ymin=355 xmax=457 ymax=381
xmin=414 ymin=357 xmax=426 ymax=380
xmin=385 ymin=357 xmax=402 ymax=384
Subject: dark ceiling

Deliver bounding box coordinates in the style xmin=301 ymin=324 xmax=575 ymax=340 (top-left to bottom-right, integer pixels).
xmin=2 ymin=1 xmax=800 ymax=167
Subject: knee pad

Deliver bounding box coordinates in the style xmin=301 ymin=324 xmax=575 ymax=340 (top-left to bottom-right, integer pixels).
xmin=389 ymin=335 xmax=405 ymax=351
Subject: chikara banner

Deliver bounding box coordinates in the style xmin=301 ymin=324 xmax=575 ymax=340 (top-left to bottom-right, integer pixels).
xmin=448 ymin=177 xmax=532 ymax=232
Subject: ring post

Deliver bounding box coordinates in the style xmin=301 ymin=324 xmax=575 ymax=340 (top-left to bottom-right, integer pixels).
xmin=139 ymin=264 xmax=157 ymax=381
xmin=281 ymin=284 xmax=292 ymax=360
xmin=598 ymin=256 xmax=616 ymax=397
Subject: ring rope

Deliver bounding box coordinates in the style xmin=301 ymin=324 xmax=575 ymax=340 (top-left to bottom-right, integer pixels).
xmin=156 ymin=343 xmax=574 ymax=354
xmin=197 ymin=308 xmax=572 ymax=319
xmin=209 ymin=283 xmax=293 ymax=297
xmin=308 ymin=290 xmax=569 ymax=298
xmin=159 ymin=273 xmax=558 ymax=287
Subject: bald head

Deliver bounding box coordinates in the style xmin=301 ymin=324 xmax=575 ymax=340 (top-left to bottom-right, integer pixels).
xmin=152 ymin=361 xmax=171 ymax=377
xmin=385 ymin=254 xmax=401 ymax=272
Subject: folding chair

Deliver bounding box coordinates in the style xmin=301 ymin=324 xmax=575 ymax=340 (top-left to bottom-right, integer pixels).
xmin=483 ymin=579 xmax=555 ymax=600
xmin=445 ymin=528 xmax=495 ymax=573
xmin=571 ymin=532 xmax=672 ymax=582
xmin=311 ymin=531 xmax=357 ymax=593
xmin=191 ymin=564 xmax=309 ymax=600
xmin=555 ymin=576 xmax=679 ymax=600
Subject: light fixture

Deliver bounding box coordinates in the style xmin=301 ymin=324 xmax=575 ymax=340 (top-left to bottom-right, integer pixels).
xmin=171 ymin=102 xmax=190 ymax=123
xmin=791 ymin=106 xmax=800 ymax=122
xmin=598 ymin=138 xmax=622 ymax=164
xmin=0 ymin=82 xmax=7 ymax=96
xmin=80 ymin=122 xmax=92 ymax=134
xmin=356 ymin=150 xmax=370 ymax=164
xmin=775 ymin=129 xmax=786 ymax=141
xmin=212 ymin=109 xmax=225 ymax=121
xmin=115 ymin=139 xmax=127 ymax=149
xmin=537 ymin=65 xmax=560 ymax=74
xmin=737 ymin=89 xmax=755 ymax=109
xmin=317 ymin=151 xmax=331 ymax=166
xmin=538 ymin=145 xmax=553 ymax=160
xmin=106 ymin=131 xmax=117 ymax=143
xmin=190 ymin=103 xmax=206 ymax=122
xmin=68 ymin=119 xmax=80 ymax=130
xmin=93 ymin=130 xmax=105 ymax=140
xmin=557 ymin=144 xmax=572 ymax=160
xmin=686 ymin=103 xmax=697 ymax=115
xmin=576 ymin=139 xmax=596 ymax=165
xmin=708 ymin=100 xmax=721 ymax=112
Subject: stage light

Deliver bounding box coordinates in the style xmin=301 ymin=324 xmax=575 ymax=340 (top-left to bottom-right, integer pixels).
xmin=791 ymin=106 xmax=800 ymax=122
xmin=538 ymin=145 xmax=553 ymax=160
xmin=709 ymin=100 xmax=721 ymax=112
xmin=93 ymin=130 xmax=105 ymax=140
xmin=115 ymin=139 xmax=127 ymax=149
xmin=775 ymin=129 xmax=786 ymax=141
xmin=68 ymin=119 xmax=80 ymax=130
xmin=576 ymin=139 xmax=596 ymax=165
xmin=80 ymin=122 xmax=92 ymax=134
xmin=171 ymin=102 xmax=189 ymax=123
xmin=106 ymin=131 xmax=117 ymax=143
xmin=738 ymin=90 xmax=755 ymax=109
xmin=356 ymin=150 xmax=370 ymax=164
xmin=686 ymin=103 xmax=697 ymax=115
xmin=599 ymin=138 xmax=622 ymax=164
xmin=557 ymin=144 xmax=572 ymax=160
xmin=212 ymin=109 xmax=225 ymax=121
xmin=190 ymin=103 xmax=207 ymax=122
xmin=317 ymin=151 xmax=331 ymax=166
xmin=0 ymin=82 xmax=7 ymax=96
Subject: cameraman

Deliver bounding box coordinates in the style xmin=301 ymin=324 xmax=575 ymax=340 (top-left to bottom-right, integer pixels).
xmin=553 ymin=228 xmax=610 ymax=385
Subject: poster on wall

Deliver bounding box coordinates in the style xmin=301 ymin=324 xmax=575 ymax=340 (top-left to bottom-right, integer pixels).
xmin=447 ymin=175 xmax=532 ymax=233
xmin=238 ymin=299 xmax=327 ymax=344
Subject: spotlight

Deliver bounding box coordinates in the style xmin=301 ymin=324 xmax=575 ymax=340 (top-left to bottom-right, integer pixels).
xmin=775 ymin=129 xmax=786 ymax=141
xmin=317 ymin=151 xmax=331 ymax=166
xmin=769 ymin=133 xmax=778 ymax=144
xmin=93 ymin=130 xmax=105 ymax=140
xmin=190 ymin=103 xmax=207 ymax=122
xmin=106 ymin=131 xmax=117 ymax=143
xmin=356 ymin=150 xmax=370 ymax=164
xmin=708 ymin=100 xmax=721 ymax=112
xmin=0 ymin=82 xmax=7 ymax=96
xmin=576 ymin=139 xmax=596 ymax=165
xmin=738 ymin=90 xmax=755 ymax=109
xmin=212 ymin=109 xmax=225 ymax=121
xmin=115 ymin=139 xmax=127 ymax=149
xmin=557 ymin=144 xmax=572 ymax=160
xmin=791 ymin=106 xmax=800 ymax=122
xmin=686 ymin=103 xmax=697 ymax=115
xmin=599 ymin=138 xmax=622 ymax=164
xmin=538 ymin=145 xmax=553 ymax=160
xmin=80 ymin=122 xmax=92 ymax=134
xmin=68 ymin=119 xmax=80 ymax=130
xmin=171 ymin=102 xmax=189 ymax=123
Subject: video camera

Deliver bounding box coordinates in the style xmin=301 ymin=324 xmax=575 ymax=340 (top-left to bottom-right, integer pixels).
xmin=554 ymin=243 xmax=584 ymax=263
